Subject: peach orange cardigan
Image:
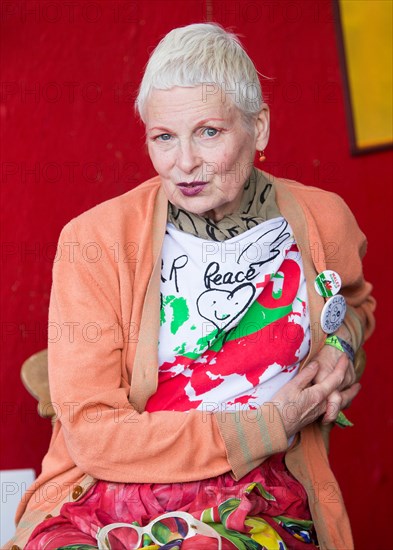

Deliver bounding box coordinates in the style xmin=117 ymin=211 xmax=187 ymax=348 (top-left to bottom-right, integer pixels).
xmin=10 ymin=172 xmax=375 ymax=549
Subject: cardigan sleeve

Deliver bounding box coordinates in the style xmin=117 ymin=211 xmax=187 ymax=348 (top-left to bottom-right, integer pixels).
xmin=48 ymin=221 xmax=288 ymax=484
xmin=295 ymin=184 xmax=376 ymax=350
xmin=321 ymin=194 xmax=376 ymax=349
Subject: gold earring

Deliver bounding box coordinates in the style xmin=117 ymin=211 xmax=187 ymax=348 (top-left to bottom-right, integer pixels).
xmin=258 ymin=150 xmax=266 ymax=163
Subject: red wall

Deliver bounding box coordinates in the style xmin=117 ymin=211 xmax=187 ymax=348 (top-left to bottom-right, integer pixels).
xmin=1 ymin=1 xmax=391 ymax=546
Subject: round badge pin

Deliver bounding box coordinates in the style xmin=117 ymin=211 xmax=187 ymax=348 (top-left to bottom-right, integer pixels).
xmin=320 ymin=294 xmax=346 ymax=333
xmin=314 ymin=270 xmax=342 ymax=297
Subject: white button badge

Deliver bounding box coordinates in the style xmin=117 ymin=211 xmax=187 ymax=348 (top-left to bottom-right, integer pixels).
xmin=320 ymin=294 xmax=347 ymax=333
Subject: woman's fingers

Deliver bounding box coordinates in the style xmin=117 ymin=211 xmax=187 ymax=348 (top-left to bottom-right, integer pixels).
xmin=292 ymin=361 xmax=319 ymax=390
xmin=273 ymin=356 xmax=359 ymax=437
xmin=322 ymin=390 xmax=343 ymax=423
xmin=321 ymin=383 xmax=361 ymax=424
xmin=310 ymin=346 xmax=356 ymax=390
xmin=316 ymin=352 xmax=356 ymax=392
xmin=312 ymin=345 xmax=342 ymax=384
xmin=294 ymin=358 xmax=348 ymax=427
xmin=313 ymin=353 xmax=347 ymax=397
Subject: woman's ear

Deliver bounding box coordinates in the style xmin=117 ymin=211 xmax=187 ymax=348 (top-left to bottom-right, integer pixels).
xmin=255 ymin=104 xmax=270 ymax=151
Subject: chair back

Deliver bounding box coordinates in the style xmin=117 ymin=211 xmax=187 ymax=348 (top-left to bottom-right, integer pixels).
xmin=20 ymin=349 xmax=55 ymax=420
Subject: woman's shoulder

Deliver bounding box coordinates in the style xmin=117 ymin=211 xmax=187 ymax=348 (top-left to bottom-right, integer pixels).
xmin=265 ymin=170 xmax=355 ymax=221
xmin=72 ymin=175 xmax=161 ymax=225
xmin=60 ymin=175 xmax=162 ymax=239
xmin=266 ymin=171 xmax=365 ymax=254
xmin=268 ymin=171 xmax=342 ymax=200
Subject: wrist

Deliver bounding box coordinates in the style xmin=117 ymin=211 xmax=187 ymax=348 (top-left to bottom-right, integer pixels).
xmin=324 ymin=334 xmax=355 ymax=363
xmin=334 ymin=322 xmax=353 ymax=346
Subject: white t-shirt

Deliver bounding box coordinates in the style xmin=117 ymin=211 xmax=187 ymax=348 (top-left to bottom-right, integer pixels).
xmin=146 ymin=217 xmax=310 ymax=414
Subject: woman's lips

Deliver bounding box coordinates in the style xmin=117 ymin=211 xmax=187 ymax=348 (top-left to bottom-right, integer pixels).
xmin=177 ymin=181 xmax=207 ymax=196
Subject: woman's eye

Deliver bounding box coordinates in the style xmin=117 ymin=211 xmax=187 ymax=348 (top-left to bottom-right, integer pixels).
xmin=156 ymin=133 xmax=172 ymax=141
xmin=202 ymin=127 xmax=219 ymax=138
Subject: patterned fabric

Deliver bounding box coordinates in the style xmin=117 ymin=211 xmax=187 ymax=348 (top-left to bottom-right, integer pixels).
xmin=167 ymin=168 xmax=280 ymax=241
xmin=148 ymin=219 xmax=310 ymax=413
xmin=25 ymin=454 xmax=318 ymax=550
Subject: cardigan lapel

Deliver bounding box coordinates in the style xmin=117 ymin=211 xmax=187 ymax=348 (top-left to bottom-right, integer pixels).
xmin=272 ymin=175 xmax=327 ymax=360
xmin=128 ymin=184 xmax=168 ymax=412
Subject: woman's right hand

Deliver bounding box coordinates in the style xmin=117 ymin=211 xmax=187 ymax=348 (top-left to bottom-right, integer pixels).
xmin=271 ymin=355 xmax=361 ymax=438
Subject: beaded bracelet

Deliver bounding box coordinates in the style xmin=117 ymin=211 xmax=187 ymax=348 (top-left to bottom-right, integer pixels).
xmin=324 ymin=334 xmax=355 ymax=363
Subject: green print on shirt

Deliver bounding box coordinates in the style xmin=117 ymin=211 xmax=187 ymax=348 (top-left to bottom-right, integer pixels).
xmin=201 ymin=300 xmax=292 ymax=354
xmin=161 ymin=289 xmax=295 ymax=359
xmin=175 ymin=328 xmax=221 ymax=360
xmin=160 ymin=295 xmax=190 ymax=334
xmin=223 ymin=300 xmax=292 ymax=344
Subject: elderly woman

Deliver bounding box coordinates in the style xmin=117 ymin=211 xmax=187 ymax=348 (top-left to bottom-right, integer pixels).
xmin=10 ymin=23 xmax=374 ymax=550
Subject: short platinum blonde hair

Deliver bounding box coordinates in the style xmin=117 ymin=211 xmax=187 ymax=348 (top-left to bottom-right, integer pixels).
xmin=135 ymin=23 xmax=263 ymax=124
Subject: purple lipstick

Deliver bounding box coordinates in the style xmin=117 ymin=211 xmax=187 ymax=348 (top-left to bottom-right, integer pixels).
xmin=177 ymin=181 xmax=207 ymax=196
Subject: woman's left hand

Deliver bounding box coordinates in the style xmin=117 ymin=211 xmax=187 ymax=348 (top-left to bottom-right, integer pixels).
xmin=311 ymin=343 xmax=358 ymax=424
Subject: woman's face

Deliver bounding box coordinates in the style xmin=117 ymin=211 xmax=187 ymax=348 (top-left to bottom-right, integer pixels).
xmin=145 ymin=86 xmax=269 ymax=221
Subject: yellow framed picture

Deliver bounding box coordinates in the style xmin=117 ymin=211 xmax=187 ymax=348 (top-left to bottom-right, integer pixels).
xmin=334 ymin=0 xmax=393 ymax=153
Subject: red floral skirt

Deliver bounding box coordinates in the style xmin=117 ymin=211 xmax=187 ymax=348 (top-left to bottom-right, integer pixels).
xmin=25 ymin=453 xmax=318 ymax=549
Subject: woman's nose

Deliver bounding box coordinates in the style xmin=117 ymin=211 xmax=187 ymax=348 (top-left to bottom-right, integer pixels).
xmin=176 ymin=141 xmax=202 ymax=174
